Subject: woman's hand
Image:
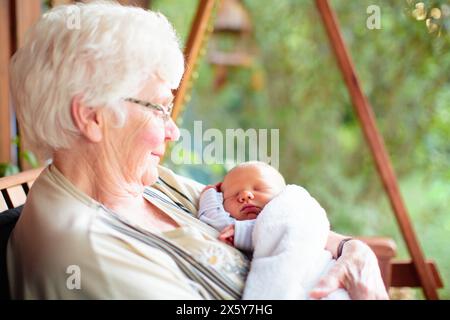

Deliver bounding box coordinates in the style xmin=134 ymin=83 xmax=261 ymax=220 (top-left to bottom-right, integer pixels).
xmin=310 ymin=240 xmax=389 ymax=300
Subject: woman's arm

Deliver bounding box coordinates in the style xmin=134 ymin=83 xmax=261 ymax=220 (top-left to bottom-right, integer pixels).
xmin=315 ymin=233 xmax=389 ymax=300
xmin=325 ymin=231 xmax=348 ymax=259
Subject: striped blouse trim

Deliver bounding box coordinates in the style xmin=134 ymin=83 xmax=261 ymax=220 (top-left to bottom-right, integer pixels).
xmin=143 ymin=186 xmax=243 ymax=294
xmin=143 ymin=188 xmax=192 ymax=215
xmin=99 ymin=208 xmax=241 ymax=300
xmin=102 ymin=215 xmax=218 ymax=299
xmin=156 ymin=177 xmax=197 ymax=207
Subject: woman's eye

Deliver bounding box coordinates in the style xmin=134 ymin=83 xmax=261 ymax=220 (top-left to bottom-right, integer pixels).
xmin=153 ymin=109 xmax=165 ymax=116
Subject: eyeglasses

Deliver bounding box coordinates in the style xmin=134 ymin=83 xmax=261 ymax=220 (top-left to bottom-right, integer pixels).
xmin=124 ymin=97 xmax=173 ymax=123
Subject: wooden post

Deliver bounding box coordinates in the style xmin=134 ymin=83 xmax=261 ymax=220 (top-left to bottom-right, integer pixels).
xmin=315 ymin=0 xmax=439 ymax=299
xmin=14 ymin=0 xmax=41 ymax=170
xmin=171 ymin=0 xmax=216 ymax=121
xmin=15 ymin=0 xmax=41 ymax=48
xmin=0 ymin=0 xmax=13 ymax=164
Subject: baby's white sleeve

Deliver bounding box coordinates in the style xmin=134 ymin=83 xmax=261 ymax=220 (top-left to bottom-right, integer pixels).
xmin=234 ymin=220 xmax=255 ymax=251
xmin=198 ymin=188 xmax=235 ymax=231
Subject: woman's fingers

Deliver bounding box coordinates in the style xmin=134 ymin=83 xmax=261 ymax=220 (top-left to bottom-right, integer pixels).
xmin=341 ymin=240 xmax=389 ymax=299
xmin=310 ymin=240 xmax=389 ymax=300
xmin=309 ymin=262 xmax=345 ymax=299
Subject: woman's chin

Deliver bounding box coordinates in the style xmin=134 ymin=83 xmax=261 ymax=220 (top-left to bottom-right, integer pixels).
xmin=141 ymin=167 xmax=159 ymax=186
xmin=135 ymin=153 xmax=160 ymax=186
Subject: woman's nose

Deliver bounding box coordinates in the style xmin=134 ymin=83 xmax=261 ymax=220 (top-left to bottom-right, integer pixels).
xmin=238 ymin=190 xmax=254 ymax=202
xmin=165 ymin=117 xmax=180 ymax=142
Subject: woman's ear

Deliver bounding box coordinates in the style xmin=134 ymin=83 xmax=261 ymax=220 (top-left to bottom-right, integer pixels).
xmin=71 ymin=96 xmax=103 ymax=143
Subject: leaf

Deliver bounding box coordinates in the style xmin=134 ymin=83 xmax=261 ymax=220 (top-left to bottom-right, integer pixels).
xmin=11 ymin=136 xmax=20 ymax=148
xmin=20 ymin=150 xmax=39 ymax=168
xmin=0 ymin=163 xmax=20 ymax=177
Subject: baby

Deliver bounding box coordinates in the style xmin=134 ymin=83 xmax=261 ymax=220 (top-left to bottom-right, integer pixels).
xmin=198 ymin=161 xmax=350 ymax=300
xmin=199 ymin=161 xmax=285 ymax=251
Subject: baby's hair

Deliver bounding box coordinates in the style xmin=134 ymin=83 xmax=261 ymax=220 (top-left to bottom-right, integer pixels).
xmin=228 ymin=161 xmax=286 ymax=188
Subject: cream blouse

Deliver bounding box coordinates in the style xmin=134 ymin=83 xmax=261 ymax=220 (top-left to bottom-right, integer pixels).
xmin=7 ymin=165 xmax=249 ymax=299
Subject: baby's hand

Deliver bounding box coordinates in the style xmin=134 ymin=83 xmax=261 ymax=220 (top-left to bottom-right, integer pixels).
xmin=201 ymin=182 xmax=222 ymax=195
xmin=219 ymin=224 xmax=235 ymax=247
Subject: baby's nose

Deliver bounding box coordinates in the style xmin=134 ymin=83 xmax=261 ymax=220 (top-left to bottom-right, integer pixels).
xmin=238 ymin=190 xmax=254 ymax=202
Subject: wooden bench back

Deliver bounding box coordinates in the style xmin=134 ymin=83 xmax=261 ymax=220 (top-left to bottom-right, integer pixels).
xmin=0 ymin=168 xmax=43 ymax=211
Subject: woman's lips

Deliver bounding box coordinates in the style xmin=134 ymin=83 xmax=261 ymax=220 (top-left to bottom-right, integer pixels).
xmin=151 ymin=152 xmax=163 ymax=159
xmin=150 ymin=153 xmax=162 ymax=163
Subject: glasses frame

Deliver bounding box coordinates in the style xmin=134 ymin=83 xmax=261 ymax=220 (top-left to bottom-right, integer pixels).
xmin=124 ymin=97 xmax=173 ymax=122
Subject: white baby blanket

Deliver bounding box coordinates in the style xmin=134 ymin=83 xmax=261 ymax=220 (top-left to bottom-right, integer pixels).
xmin=242 ymin=184 xmax=350 ymax=300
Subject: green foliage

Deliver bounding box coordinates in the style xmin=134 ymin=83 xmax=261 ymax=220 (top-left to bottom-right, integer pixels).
xmin=156 ymin=0 xmax=450 ymax=298
xmin=0 ymin=163 xmax=20 ymax=177
xmin=0 ymin=137 xmax=39 ymax=177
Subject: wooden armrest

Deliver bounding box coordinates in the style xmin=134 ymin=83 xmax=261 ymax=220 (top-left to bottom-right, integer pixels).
xmin=354 ymin=237 xmax=443 ymax=290
xmin=391 ymin=260 xmax=443 ymax=288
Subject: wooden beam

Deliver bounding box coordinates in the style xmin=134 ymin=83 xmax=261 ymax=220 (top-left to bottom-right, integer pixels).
xmin=14 ymin=0 xmax=42 ymax=170
xmin=0 ymin=0 xmax=13 ymax=163
xmin=15 ymin=0 xmax=41 ymax=48
xmin=171 ymin=0 xmax=216 ymax=121
xmin=315 ymin=0 xmax=439 ymax=299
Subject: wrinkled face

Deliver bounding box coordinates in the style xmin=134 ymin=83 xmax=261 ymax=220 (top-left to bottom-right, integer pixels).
xmin=109 ymin=76 xmax=180 ymax=186
xmin=221 ymin=164 xmax=285 ymax=221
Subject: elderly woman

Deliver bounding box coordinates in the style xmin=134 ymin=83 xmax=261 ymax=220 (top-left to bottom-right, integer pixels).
xmin=7 ymin=2 xmax=388 ymax=299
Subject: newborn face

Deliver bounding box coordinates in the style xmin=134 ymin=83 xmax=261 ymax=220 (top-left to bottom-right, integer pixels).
xmin=221 ymin=164 xmax=285 ymax=221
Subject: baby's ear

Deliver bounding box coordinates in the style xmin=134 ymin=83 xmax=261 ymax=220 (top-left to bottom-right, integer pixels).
xmin=215 ymin=182 xmax=222 ymax=192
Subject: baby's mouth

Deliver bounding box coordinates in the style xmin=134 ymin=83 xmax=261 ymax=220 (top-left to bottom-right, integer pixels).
xmin=240 ymin=205 xmax=261 ymax=218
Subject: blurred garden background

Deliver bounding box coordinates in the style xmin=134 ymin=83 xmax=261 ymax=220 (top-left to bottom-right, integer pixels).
xmin=154 ymin=0 xmax=450 ymax=299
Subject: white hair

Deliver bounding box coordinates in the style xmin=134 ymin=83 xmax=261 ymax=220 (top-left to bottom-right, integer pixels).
xmin=9 ymin=1 xmax=184 ymax=159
